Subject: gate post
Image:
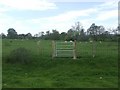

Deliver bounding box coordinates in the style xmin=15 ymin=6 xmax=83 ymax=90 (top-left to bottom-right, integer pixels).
xmin=73 ymin=40 xmax=77 ymax=59
xmin=52 ymin=40 xmax=55 ymax=59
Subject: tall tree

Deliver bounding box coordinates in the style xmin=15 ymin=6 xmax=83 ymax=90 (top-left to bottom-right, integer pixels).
xmin=7 ymin=28 xmax=18 ymax=39
xmin=78 ymin=29 xmax=86 ymax=41
xmin=25 ymin=33 xmax=32 ymax=39
xmin=18 ymin=34 xmax=26 ymax=39
xmin=60 ymin=32 xmax=67 ymax=40
xmin=87 ymin=23 xmax=97 ymax=35
xmin=97 ymin=26 xmax=105 ymax=35
xmin=71 ymin=22 xmax=84 ymax=40
xmin=44 ymin=31 xmax=50 ymax=40
xmin=46 ymin=31 xmax=50 ymax=35
xmin=51 ymin=29 xmax=60 ymax=40
xmin=66 ymin=29 xmax=75 ymax=41
xmin=87 ymin=23 xmax=105 ymax=41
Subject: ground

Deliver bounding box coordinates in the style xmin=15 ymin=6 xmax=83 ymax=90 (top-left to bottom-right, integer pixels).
xmin=2 ymin=39 xmax=118 ymax=88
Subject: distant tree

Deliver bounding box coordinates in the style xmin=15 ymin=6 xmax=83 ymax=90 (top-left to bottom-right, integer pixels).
xmin=104 ymin=31 xmax=110 ymax=35
xmin=97 ymin=26 xmax=105 ymax=35
xmin=25 ymin=33 xmax=32 ymax=39
xmin=112 ymin=29 xmax=118 ymax=35
xmin=40 ymin=31 xmax=44 ymax=38
xmin=87 ymin=23 xmax=105 ymax=41
xmin=41 ymin=32 xmax=44 ymax=36
xmin=46 ymin=31 xmax=50 ymax=35
xmin=66 ymin=29 xmax=75 ymax=41
xmin=75 ymin=22 xmax=83 ymax=34
xmin=0 ymin=33 xmax=6 ymax=39
xmin=18 ymin=34 xmax=26 ymax=39
xmin=44 ymin=31 xmax=50 ymax=40
xmin=102 ymin=31 xmax=110 ymax=41
xmin=97 ymin=25 xmax=105 ymax=41
xmin=78 ymin=28 xmax=86 ymax=41
xmin=71 ymin=22 xmax=84 ymax=41
xmin=60 ymin=32 xmax=67 ymax=40
xmin=66 ymin=22 xmax=84 ymax=41
xmin=34 ymin=34 xmax=39 ymax=38
xmin=112 ymin=28 xmax=118 ymax=41
xmin=51 ymin=29 xmax=60 ymax=40
xmin=87 ymin=23 xmax=96 ymax=35
xmin=7 ymin=28 xmax=18 ymax=39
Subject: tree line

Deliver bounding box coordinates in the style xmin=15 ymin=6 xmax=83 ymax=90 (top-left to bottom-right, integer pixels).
xmin=1 ymin=22 xmax=119 ymax=41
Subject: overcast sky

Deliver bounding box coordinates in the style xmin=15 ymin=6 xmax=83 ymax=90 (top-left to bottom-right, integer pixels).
xmin=0 ymin=0 xmax=118 ymax=35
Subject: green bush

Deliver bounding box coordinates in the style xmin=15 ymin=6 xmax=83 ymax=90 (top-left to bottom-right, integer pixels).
xmin=7 ymin=47 xmax=32 ymax=64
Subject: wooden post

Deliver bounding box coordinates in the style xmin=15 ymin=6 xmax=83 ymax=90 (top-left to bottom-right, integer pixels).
xmin=92 ymin=40 xmax=96 ymax=58
xmin=37 ymin=40 xmax=41 ymax=55
xmin=52 ymin=41 xmax=55 ymax=59
xmin=73 ymin=40 xmax=77 ymax=59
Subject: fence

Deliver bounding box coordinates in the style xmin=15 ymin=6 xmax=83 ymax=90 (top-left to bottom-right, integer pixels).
xmin=36 ymin=40 xmax=118 ymax=60
xmin=52 ymin=41 xmax=77 ymax=59
xmin=2 ymin=39 xmax=118 ymax=60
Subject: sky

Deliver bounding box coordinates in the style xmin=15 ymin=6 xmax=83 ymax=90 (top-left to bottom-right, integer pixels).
xmin=0 ymin=0 xmax=119 ymax=35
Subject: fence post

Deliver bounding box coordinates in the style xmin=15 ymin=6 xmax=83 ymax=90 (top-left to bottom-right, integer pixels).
xmin=52 ymin=40 xmax=55 ymax=59
xmin=37 ymin=40 xmax=41 ymax=55
xmin=92 ymin=40 xmax=96 ymax=58
xmin=73 ymin=40 xmax=77 ymax=59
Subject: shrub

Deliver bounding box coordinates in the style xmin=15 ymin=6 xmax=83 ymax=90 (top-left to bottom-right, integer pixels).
xmin=7 ymin=47 xmax=32 ymax=64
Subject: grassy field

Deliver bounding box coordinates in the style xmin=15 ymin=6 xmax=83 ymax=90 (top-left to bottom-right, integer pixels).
xmin=2 ymin=39 xmax=118 ymax=88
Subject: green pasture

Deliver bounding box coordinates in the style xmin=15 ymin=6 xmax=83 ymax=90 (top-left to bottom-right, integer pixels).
xmin=2 ymin=39 xmax=118 ymax=88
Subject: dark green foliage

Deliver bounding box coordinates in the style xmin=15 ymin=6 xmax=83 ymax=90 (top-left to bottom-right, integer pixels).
xmin=7 ymin=47 xmax=32 ymax=64
xmin=4 ymin=23 xmax=119 ymax=41
xmin=1 ymin=33 xmax=6 ymax=39
xmin=7 ymin=28 xmax=18 ymax=39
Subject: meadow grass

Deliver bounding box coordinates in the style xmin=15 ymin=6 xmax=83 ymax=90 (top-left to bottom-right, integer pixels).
xmin=2 ymin=39 xmax=118 ymax=88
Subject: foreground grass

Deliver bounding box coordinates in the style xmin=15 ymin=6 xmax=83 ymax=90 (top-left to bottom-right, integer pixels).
xmin=2 ymin=39 xmax=118 ymax=88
